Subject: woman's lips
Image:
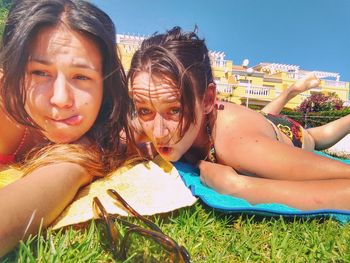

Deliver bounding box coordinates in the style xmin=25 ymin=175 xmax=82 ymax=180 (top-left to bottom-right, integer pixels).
xmin=52 ymin=115 xmax=83 ymax=126
xmin=158 ymin=146 xmax=173 ymax=155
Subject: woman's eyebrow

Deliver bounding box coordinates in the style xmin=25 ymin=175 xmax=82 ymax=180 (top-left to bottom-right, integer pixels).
xmin=28 ymin=56 xmax=99 ymax=71
xmin=133 ymin=93 xmax=179 ymax=103
xmin=71 ymin=61 xmax=99 ymax=71
xmin=28 ymin=56 xmax=51 ymax=66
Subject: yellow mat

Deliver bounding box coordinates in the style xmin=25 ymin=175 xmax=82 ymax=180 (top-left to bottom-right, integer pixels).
xmin=51 ymin=156 xmax=197 ymax=229
xmin=0 ymin=167 xmax=23 ymax=188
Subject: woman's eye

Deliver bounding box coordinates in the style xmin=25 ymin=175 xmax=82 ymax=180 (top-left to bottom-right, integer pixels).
xmin=32 ymin=70 xmax=49 ymax=77
xmin=138 ymin=108 xmax=151 ymax=116
xmin=170 ymin=108 xmax=181 ymax=115
xmin=74 ymin=75 xmax=90 ymax=80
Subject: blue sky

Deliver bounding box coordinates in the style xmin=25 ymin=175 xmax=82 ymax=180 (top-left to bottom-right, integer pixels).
xmin=92 ymin=0 xmax=350 ymax=82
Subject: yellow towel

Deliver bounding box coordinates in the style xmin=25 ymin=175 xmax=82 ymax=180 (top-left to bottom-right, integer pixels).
xmin=51 ymin=156 xmax=197 ymax=229
xmin=0 ymin=167 xmax=23 ymax=189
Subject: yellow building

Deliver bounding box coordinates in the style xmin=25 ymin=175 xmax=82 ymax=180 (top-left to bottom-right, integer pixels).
xmin=116 ymin=34 xmax=144 ymax=73
xmin=117 ymin=34 xmax=350 ymax=110
xmin=215 ymin=60 xmax=349 ymax=110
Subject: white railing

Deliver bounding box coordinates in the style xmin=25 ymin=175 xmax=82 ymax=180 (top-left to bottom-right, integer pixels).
xmin=244 ymin=85 xmax=270 ymax=97
xmin=324 ymin=79 xmax=347 ymax=87
xmin=287 ymin=73 xmax=347 ymax=88
xmin=218 ymin=82 xmax=271 ymax=97
xmin=210 ymin=59 xmax=228 ymax=68
xmin=300 ymin=93 xmax=311 ymax=99
xmin=216 ymin=83 xmax=235 ymax=94
xmin=209 ymin=51 xmax=226 ymax=68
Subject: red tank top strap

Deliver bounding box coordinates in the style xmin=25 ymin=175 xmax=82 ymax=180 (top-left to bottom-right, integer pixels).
xmin=0 ymin=153 xmax=15 ymax=165
xmin=0 ymin=127 xmax=28 ymax=165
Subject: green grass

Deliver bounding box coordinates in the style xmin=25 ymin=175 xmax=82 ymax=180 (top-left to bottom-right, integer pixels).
xmin=2 ymin=202 xmax=350 ymax=262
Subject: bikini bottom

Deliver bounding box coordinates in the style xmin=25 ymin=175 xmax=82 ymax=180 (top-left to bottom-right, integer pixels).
xmin=263 ymin=113 xmax=303 ymax=148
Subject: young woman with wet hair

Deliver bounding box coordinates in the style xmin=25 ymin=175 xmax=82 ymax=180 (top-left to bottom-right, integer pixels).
xmin=128 ymin=26 xmax=350 ymax=213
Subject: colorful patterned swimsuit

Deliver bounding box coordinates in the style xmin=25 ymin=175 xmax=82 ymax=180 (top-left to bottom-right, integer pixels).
xmin=204 ymin=123 xmax=217 ymax=163
xmin=262 ymin=113 xmax=304 ymax=148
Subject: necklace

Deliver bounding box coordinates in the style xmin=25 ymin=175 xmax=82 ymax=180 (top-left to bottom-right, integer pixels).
xmin=204 ymin=123 xmax=217 ymax=163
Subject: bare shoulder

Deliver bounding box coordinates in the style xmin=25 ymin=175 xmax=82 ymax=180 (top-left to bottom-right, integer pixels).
xmin=213 ymin=102 xmax=278 ymax=164
xmin=214 ymin=102 xmax=270 ymax=135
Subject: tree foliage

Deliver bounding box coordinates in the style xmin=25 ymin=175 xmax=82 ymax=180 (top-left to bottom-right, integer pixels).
xmin=0 ymin=0 xmax=11 ymax=9
xmin=0 ymin=0 xmax=11 ymax=38
xmin=296 ymin=92 xmax=344 ymax=114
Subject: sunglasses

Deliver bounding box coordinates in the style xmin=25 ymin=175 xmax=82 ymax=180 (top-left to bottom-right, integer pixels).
xmin=93 ymin=189 xmax=191 ymax=262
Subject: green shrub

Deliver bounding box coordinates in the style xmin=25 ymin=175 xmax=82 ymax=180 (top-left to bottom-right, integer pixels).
xmin=280 ymin=108 xmax=350 ymax=128
xmin=305 ymin=108 xmax=350 ymax=127
xmin=297 ymin=93 xmax=344 ymax=113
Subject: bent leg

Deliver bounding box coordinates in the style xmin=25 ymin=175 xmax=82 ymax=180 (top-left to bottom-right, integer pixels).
xmin=307 ymin=114 xmax=350 ymax=150
xmin=261 ymin=73 xmax=321 ymax=115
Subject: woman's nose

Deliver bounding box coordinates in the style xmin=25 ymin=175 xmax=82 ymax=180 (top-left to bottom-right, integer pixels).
xmin=152 ymin=113 xmax=169 ymax=141
xmin=49 ymin=75 xmax=73 ymax=108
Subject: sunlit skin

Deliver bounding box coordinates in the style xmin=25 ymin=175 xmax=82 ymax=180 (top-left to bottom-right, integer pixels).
xmin=24 ymin=24 xmax=103 ymax=143
xmin=131 ymin=72 xmax=208 ymax=162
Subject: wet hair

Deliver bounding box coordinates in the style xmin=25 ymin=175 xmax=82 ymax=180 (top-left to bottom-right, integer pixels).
xmin=127 ymin=26 xmax=214 ymax=137
xmin=0 ymin=0 xmax=132 ymax=169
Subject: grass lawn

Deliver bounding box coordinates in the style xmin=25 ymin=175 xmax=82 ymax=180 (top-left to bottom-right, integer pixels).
xmin=2 ymin=202 xmax=350 ymax=262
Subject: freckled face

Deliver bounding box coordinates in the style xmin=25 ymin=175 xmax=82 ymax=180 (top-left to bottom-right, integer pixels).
xmin=131 ymin=72 xmax=205 ymax=161
xmin=24 ymin=25 xmax=103 ymax=143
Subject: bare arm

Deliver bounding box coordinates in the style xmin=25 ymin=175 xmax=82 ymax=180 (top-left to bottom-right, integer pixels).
xmin=199 ymin=161 xmax=350 ymax=210
xmin=260 ymin=89 xmax=295 ymax=115
xmin=0 ymin=162 xmax=91 ymax=257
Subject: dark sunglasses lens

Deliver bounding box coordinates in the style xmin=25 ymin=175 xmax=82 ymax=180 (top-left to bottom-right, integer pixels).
xmin=123 ymin=231 xmax=183 ymax=263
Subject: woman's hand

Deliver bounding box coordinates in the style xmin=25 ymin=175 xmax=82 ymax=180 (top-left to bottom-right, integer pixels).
xmin=198 ymin=161 xmax=244 ymax=196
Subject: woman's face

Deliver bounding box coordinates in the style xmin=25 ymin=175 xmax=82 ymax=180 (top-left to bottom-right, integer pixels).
xmin=131 ymin=72 xmax=205 ymax=162
xmin=24 ymin=24 xmax=103 ymax=143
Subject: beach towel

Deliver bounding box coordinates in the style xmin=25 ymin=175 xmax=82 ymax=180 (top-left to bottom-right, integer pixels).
xmin=174 ymin=151 xmax=350 ymax=223
xmin=52 ymin=156 xmax=197 ymax=229
xmin=0 ymin=167 xmax=23 ymax=188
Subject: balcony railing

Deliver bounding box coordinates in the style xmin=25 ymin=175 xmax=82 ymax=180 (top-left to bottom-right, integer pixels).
xmin=216 ymin=83 xmax=235 ymax=94
xmin=323 ymin=79 xmax=347 ymax=87
xmin=245 ymin=86 xmax=270 ymax=97
xmin=216 ymin=82 xmax=271 ymax=98
xmin=300 ymin=93 xmax=311 ymax=99
xmin=210 ymin=59 xmax=228 ymax=68
xmin=287 ymin=73 xmax=347 ymax=89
